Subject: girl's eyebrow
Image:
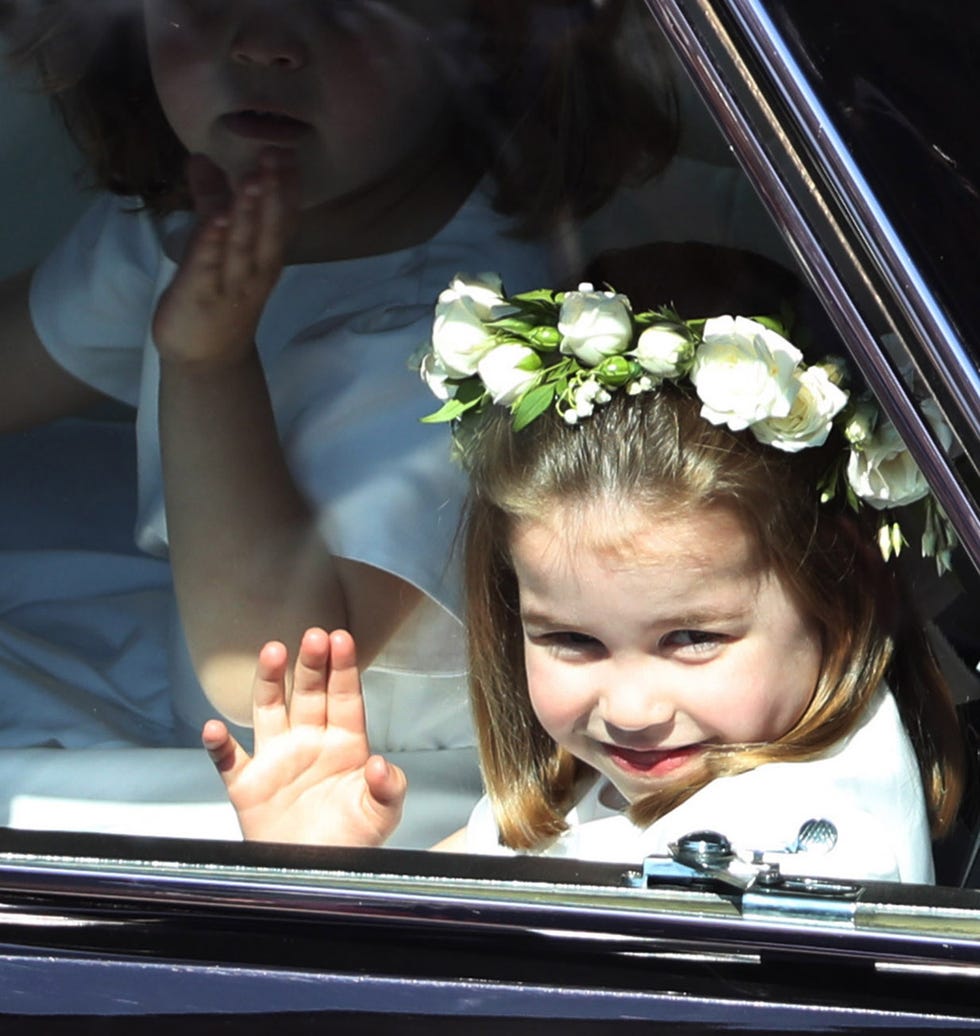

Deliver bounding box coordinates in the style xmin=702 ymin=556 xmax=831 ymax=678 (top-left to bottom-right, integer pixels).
xmin=660 ymin=606 xmax=751 ymax=627
xmin=519 ymin=608 xmax=569 ymax=628
xmin=520 ymin=605 xmax=750 ymax=630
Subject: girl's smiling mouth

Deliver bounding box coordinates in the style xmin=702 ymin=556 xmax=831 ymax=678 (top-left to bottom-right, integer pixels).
xmin=603 ymin=743 xmax=702 ymax=778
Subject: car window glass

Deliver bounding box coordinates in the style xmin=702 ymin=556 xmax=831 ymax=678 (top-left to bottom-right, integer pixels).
xmin=763 ymin=1 xmax=980 ymax=372
xmin=0 ymin=0 xmax=976 ymax=889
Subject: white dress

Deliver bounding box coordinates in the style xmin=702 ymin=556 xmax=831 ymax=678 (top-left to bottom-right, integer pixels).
xmin=464 ymin=687 xmax=935 ymax=883
xmin=0 ymin=183 xmax=546 ymax=846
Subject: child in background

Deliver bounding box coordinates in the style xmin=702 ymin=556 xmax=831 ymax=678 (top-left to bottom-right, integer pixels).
xmin=0 ymin=1 xmax=675 ymax=838
xmin=203 ymin=279 xmax=964 ymax=881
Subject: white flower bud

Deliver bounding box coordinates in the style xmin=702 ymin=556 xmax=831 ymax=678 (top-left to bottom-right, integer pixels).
xmin=476 ymin=344 xmax=541 ymax=406
xmin=843 ymin=399 xmax=878 ymax=448
xmin=631 ymin=323 xmax=691 ymax=380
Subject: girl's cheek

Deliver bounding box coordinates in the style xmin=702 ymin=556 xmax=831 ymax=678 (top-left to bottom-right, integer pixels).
xmin=524 ymin=653 xmax=556 ymax=720
xmin=525 ymin=655 xmax=587 ymax=735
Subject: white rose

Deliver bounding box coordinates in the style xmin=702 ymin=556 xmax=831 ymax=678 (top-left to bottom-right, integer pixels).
xmin=690 ymin=316 xmax=803 ymax=431
xmin=477 ymin=344 xmax=541 ymax=406
xmin=558 ymin=282 xmax=633 ymax=367
xmin=431 ymin=294 xmax=497 ymax=378
xmin=445 ymin=272 xmax=516 ymax=322
xmin=751 ymin=365 xmax=849 ymax=452
xmin=420 ymin=350 xmax=452 ymax=400
xmin=631 ymin=324 xmax=692 ymax=380
xmin=430 ymin=273 xmax=519 ymax=378
xmin=846 ymin=400 xmax=953 ymax=509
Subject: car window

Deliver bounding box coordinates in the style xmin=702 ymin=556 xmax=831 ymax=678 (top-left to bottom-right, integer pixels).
xmin=0 ymin=0 xmax=976 ymax=893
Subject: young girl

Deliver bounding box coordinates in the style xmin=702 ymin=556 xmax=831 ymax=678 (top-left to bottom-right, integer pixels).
xmin=0 ymin=1 xmax=675 ymax=840
xmin=203 ymin=279 xmax=965 ymax=882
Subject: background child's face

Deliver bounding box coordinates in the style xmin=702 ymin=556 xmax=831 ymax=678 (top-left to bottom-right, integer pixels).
xmin=511 ymin=500 xmax=823 ymax=805
xmin=143 ymin=0 xmax=457 ymax=208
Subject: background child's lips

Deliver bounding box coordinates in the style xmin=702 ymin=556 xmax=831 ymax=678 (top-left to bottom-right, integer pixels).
xmin=220 ymin=111 xmax=312 ymax=143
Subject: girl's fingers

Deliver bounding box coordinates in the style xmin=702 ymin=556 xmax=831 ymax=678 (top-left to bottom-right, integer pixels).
xmin=323 ymin=629 xmax=369 ymax=739
xmin=287 ymin=626 xmax=331 ymax=729
xmin=364 ymin=755 xmax=407 ymax=811
xmin=251 ymin=639 xmax=291 ymax=747
xmin=254 ymin=152 xmax=294 ymax=271
xmin=223 ymin=178 xmax=263 ymax=286
xmin=202 ymin=719 xmax=252 ymax=785
xmin=180 ymin=216 xmax=229 ymax=299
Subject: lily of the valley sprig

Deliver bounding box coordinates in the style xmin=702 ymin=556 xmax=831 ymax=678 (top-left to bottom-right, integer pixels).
xmin=420 ymin=273 xmax=957 ymax=572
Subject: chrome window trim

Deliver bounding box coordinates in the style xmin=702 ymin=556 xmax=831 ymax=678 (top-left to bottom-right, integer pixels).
xmin=1 ymin=843 xmax=979 ymax=965
xmin=644 ymin=0 xmax=980 ymax=571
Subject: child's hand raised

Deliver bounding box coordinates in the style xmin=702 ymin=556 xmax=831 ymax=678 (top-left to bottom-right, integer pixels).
xmin=152 ymin=149 xmax=301 ymax=368
xmin=202 ymin=628 xmax=406 ymax=846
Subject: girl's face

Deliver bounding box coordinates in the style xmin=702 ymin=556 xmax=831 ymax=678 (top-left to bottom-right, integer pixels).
xmin=142 ymin=0 xmax=458 ymax=207
xmin=510 ymin=500 xmax=823 ymax=805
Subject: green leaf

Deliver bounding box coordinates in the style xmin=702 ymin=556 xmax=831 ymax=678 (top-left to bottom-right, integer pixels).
xmin=420 ymin=387 xmax=485 ymax=423
xmin=489 ymin=316 xmax=539 ymax=336
xmin=454 ymin=378 xmax=486 ymax=405
xmin=751 ymin=314 xmax=788 ymax=337
xmin=420 ymin=398 xmax=468 ymax=424
xmin=685 ymin=317 xmax=707 ymax=336
xmin=511 ymin=383 xmax=556 ymax=431
xmin=511 ymin=288 xmax=560 ymax=306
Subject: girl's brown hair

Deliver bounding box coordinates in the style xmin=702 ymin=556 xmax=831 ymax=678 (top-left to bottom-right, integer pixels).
xmin=2 ymin=0 xmax=677 ymax=224
xmin=463 ymin=384 xmax=965 ymax=850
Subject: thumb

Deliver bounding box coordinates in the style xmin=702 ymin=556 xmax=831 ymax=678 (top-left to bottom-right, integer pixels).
xmin=364 ymin=755 xmax=407 ymax=820
xmin=202 ymin=718 xmax=252 ymax=786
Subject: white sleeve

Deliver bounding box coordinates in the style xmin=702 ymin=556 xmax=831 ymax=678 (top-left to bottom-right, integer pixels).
xmin=28 ymin=193 xmax=163 ymax=406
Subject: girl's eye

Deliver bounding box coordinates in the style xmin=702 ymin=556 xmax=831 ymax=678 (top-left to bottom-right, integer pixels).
xmin=531 ymin=631 xmax=602 ymax=655
xmin=661 ymin=629 xmax=725 ymax=654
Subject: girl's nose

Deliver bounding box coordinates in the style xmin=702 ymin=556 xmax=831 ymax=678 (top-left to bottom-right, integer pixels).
xmin=232 ymin=15 xmax=308 ymax=69
xmin=598 ymin=672 xmax=676 ymax=734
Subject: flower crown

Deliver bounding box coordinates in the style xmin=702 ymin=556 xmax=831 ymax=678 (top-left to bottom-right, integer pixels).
xmin=420 ymin=274 xmax=957 ymax=572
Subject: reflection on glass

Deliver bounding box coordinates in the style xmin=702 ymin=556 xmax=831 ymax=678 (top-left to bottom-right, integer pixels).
xmin=0 ymin=1 xmax=974 ymax=888
xmin=0 ymin=0 xmax=677 ymax=847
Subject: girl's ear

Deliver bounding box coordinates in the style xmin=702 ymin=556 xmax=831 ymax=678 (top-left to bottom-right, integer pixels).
xmin=185 ymin=153 xmax=232 ymax=220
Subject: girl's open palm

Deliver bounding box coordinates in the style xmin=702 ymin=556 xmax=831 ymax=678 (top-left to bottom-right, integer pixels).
xmin=202 ymin=628 xmax=406 ymax=846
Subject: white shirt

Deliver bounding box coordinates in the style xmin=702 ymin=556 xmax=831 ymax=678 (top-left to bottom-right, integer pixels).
xmin=465 ymin=687 xmax=934 ymax=883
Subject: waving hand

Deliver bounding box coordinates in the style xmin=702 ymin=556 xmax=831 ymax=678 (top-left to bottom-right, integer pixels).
xmin=202 ymin=628 xmax=406 ymax=846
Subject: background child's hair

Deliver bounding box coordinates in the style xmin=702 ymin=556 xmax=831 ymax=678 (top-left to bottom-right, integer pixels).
xmin=463 ymin=385 xmax=965 ymax=851
xmin=1 ymin=0 xmax=678 ymax=226
xmin=1 ymin=0 xmax=185 ymax=212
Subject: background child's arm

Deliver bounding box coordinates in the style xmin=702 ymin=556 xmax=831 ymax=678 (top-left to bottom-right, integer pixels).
xmin=203 ymin=627 xmax=406 ymax=846
xmin=0 ymin=269 xmax=105 ymax=431
xmin=155 ymin=152 xmax=421 ymax=725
